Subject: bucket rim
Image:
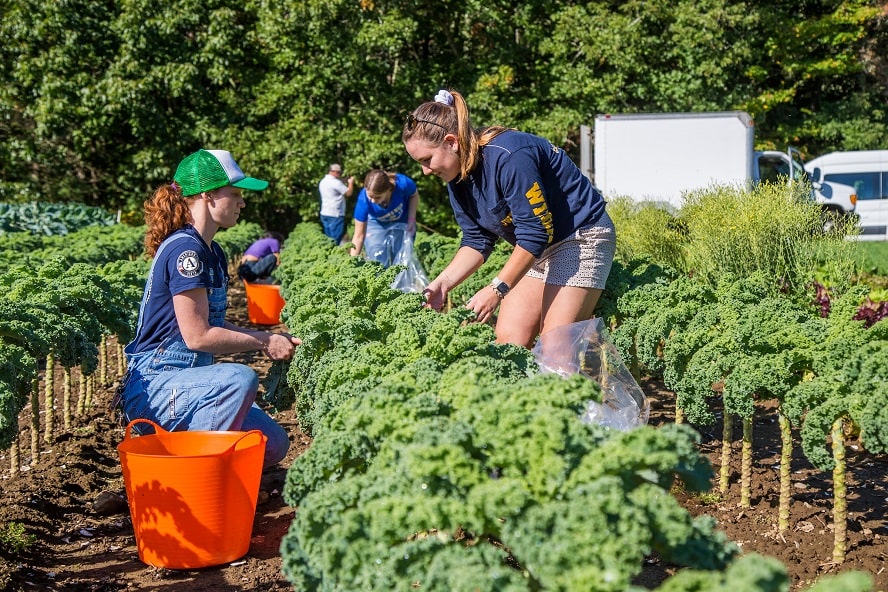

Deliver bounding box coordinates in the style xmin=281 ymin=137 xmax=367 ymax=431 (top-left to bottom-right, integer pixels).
xmin=119 ymin=419 xmax=266 ymax=458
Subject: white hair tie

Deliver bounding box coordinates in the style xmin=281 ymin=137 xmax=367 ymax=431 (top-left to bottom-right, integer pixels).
xmin=434 ymin=90 xmax=454 ymax=106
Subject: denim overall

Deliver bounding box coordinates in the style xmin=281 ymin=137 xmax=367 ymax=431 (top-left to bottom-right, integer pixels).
xmin=121 ymin=230 xmax=289 ymax=467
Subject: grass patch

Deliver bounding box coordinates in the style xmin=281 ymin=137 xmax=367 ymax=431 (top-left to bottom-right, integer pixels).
xmin=606 ymin=197 xmax=686 ymax=271
xmin=696 ymin=491 xmax=723 ymax=506
xmin=851 ymin=241 xmax=888 ymax=277
xmin=0 ymin=522 xmax=37 ymax=554
xmin=679 ymin=181 xmax=858 ymax=295
xmin=609 ymin=181 xmax=861 ymax=298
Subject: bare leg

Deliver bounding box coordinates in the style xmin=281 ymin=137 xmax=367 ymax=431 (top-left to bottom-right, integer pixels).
xmin=497 ymin=277 xmax=603 ymax=348
xmin=539 ymin=286 xmax=603 ymax=338
xmin=495 ymin=276 xmax=544 ymax=348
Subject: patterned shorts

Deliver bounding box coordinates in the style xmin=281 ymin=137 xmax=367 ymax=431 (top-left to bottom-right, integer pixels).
xmin=525 ymin=211 xmax=616 ymax=289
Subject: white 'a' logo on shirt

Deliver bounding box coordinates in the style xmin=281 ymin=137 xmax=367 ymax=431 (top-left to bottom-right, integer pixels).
xmin=177 ymin=250 xmax=203 ymax=278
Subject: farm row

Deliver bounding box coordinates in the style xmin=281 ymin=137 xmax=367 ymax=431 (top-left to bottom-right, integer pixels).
xmin=2 ymin=186 xmax=887 ymax=589
xmin=262 ymin=222 xmax=883 ymax=590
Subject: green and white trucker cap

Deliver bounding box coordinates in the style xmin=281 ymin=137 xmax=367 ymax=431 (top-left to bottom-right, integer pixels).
xmin=174 ymin=149 xmax=269 ymax=197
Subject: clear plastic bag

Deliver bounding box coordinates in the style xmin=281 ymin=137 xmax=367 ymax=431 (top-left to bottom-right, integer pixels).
xmin=532 ymin=318 xmax=650 ymax=430
xmin=387 ymin=232 xmax=429 ymax=293
xmin=366 ymin=222 xmax=405 ymax=268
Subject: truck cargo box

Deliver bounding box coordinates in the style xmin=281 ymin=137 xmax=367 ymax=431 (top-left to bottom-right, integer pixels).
xmin=592 ymin=111 xmax=756 ymax=209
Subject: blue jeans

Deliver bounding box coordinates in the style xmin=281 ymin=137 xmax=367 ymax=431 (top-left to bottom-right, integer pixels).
xmin=320 ymin=215 xmax=345 ymax=243
xmin=122 ymin=336 xmax=289 ymax=468
xmin=237 ymin=254 xmax=278 ymax=282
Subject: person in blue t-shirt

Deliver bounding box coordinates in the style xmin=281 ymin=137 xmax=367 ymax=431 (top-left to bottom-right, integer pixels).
xmin=349 ymin=169 xmax=420 ymax=268
xmin=118 ymin=149 xmax=301 ymax=468
xmin=402 ymin=89 xmax=616 ymax=349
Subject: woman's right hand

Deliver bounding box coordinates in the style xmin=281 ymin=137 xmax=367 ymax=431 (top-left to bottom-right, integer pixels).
xmin=264 ymin=332 xmax=302 ymax=360
xmin=422 ymin=281 xmax=447 ymax=312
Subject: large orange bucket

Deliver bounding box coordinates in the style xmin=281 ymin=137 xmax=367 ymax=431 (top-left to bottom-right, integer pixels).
xmin=117 ymin=419 xmax=267 ymax=569
xmin=243 ymin=281 xmax=285 ymax=325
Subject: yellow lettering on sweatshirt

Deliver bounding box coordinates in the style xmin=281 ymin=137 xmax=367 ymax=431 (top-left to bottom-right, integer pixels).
xmin=525 ymin=182 xmax=554 ymax=242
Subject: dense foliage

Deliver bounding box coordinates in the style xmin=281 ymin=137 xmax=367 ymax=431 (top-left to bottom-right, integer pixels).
xmin=0 ymin=223 xmax=145 ymax=275
xmin=605 ymin=190 xmax=887 ymax=562
xmin=270 ymin=223 xmax=872 ymax=591
xmin=607 ymin=182 xmax=861 ymax=300
xmin=1 ymin=1 xmax=887 ymax=232
xmin=0 ymin=201 xmax=117 ymax=235
xmin=1 ymin=199 xmax=880 ymax=586
xmin=275 ymin=225 xmax=733 ymax=590
xmin=0 ymin=258 xmax=140 ymax=448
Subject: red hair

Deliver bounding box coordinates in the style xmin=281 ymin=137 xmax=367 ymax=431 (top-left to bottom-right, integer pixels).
xmin=143 ymin=184 xmax=192 ymax=257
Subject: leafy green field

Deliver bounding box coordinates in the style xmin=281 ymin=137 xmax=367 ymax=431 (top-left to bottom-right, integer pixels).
xmin=853 ymin=241 xmax=888 ymax=277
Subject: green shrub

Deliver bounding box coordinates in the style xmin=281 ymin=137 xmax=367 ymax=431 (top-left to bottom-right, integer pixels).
xmin=0 ymin=522 xmax=36 ymax=554
xmin=678 ymin=182 xmax=859 ymax=296
xmin=607 ymin=197 xmax=687 ymax=270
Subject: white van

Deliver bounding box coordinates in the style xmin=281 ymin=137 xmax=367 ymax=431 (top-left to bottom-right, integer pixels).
xmin=805 ymin=150 xmax=888 ymax=240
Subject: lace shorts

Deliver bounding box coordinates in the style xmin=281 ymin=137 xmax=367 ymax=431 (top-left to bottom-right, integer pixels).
xmin=525 ymin=211 xmax=616 ymax=289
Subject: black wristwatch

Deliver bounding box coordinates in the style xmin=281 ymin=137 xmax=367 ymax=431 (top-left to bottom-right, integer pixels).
xmin=491 ymin=277 xmax=510 ymax=299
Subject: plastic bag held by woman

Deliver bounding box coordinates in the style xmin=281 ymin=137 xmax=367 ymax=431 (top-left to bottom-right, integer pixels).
xmin=533 ymin=318 xmax=649 ymax=431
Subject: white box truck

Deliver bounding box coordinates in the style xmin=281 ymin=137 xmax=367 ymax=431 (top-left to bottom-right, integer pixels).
xmin=582 ymin=111 xmax=857 ymax=218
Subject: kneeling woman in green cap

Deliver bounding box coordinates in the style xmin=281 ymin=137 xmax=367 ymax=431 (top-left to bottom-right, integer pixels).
xmin=119 ymin=149 xmax=300 ymax=468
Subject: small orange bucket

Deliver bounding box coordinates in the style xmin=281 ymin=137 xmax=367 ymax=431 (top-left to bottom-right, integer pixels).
xmin=244 ymin=281 xmax=285 ymax=325
xmin=117 ymin=419 xmax=267 ymax=569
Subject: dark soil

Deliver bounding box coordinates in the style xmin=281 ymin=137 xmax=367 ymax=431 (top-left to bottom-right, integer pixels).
xmin=1 ymin=282 xmax=885 ymax=591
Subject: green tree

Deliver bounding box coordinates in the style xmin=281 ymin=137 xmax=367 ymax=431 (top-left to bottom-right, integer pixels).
xmin=2 ymin=0 xmax=887 ymax=231
xmin=536 ymin=0 xmax=761 ymax=135
xmin=246 ymin=0 xmax=562 ymax=233
xmin=748 ymin=0 xmax=888 ymax=155
xmin=0 ymin=0 xmax=273 ymax=220
xmin=0 ymin=0 xmax=120 ymax=203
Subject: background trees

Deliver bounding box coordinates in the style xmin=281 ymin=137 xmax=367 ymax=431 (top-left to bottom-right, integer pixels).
xmin=1 ymin=0 xmax=886 ymax=233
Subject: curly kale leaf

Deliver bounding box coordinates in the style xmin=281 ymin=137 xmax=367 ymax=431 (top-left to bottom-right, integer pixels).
xmin=858 ymin=381 xmax=888 ymax=455
xmin=598 ymin=257 xmax=677 ymax=327
xmin=285 ymin=370 xmax=447 ymax=504
xmin=654 ymin=553 xmax=787 ymax=592
xmin=420 ymin=308 xmax=497 ymax=365
xmin=0 ymin=342 xmax=37 ymax=449
xmin=612 ymin=275 xmax=715 ymax=377
xmin=260 ymin=360 xmax=291 ymax=411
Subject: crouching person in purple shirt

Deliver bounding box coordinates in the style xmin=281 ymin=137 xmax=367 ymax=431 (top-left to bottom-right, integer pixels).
xmin=238 ymin=231 xmax=284 ymax=283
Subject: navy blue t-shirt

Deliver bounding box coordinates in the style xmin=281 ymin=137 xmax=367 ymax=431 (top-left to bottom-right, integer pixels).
xmin=448 ymin=130 xmax=606 ymax=260
xmin=129 ymin=225 xmax=229 ymax=354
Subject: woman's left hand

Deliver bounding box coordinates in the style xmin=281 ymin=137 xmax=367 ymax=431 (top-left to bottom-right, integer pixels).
xmin=464 ymin=286 xmax=501 ymax=324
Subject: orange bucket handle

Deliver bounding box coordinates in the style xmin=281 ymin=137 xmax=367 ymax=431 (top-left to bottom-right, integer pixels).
xmin=231 ymin=430 xmax=265 ymax=452
xmin=124 ymin=418 xmax=165 ymax=440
